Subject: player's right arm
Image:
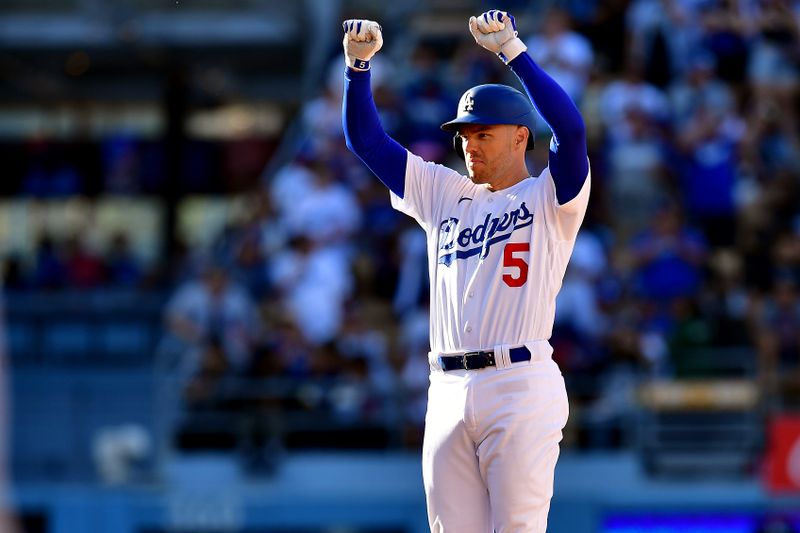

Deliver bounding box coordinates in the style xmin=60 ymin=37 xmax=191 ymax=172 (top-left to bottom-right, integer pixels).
xmin=342 ymin=19 xmax=469 ymax=228
xmin=341 ymin=19 xmax=407 ymax=198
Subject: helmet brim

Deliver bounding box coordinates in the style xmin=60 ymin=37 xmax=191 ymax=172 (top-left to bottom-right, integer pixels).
xmin=442 ymin=120 xmax=536 ymax=151
xmin=440 ymin=115 xmax=491 ymax=132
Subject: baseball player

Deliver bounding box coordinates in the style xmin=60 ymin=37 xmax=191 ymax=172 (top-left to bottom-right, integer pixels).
xmin=342 ymin=9 xmax=590 ymax=533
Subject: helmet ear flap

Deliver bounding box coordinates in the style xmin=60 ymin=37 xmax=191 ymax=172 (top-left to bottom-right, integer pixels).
xmin=526 ymin=127 xmax=535 ymax=150
xmin=453 ymin=134 xmax=464 ymax=159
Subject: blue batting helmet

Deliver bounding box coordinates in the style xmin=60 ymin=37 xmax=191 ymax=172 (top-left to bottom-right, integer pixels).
xmin=441 ymin=84 xmax=536 ymax=156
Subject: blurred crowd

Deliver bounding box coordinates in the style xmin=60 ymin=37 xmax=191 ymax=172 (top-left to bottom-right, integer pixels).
xmin=2 ymin=232 xmax=147 ymax=291
xmin=6 ymin=0 xmax=800 ymax=450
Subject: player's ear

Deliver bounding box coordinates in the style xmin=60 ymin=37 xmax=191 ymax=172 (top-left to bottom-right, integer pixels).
xmin=514 ymin=126 xmax=527 ymax=150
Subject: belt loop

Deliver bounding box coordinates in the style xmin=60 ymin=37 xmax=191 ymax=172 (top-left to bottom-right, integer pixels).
xmin=523 ymin=340 xmax=553 ymax=363
xmin=494 ymin=344 xmax=510 ymax=370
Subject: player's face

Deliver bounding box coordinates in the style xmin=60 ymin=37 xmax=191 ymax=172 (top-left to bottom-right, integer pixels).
xmin=457 ymin=124 xmax=526 ymax=186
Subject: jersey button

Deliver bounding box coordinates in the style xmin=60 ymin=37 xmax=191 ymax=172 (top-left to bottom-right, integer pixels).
xmin=466 ymin=325 xmax=472 ymax=333
xmin=468 ymin=291 xmax=474 ymax=298
xmin=488 ymin=198 xmax=494 ymax=203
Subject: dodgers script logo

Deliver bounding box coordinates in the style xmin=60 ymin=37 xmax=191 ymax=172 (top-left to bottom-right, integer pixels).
xmin=437 ymin=202 xmax=533 ymax=266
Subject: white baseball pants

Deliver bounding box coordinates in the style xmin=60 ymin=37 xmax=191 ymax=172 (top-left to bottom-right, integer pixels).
xmin=422 ymin=351 xmax=569 ymax=533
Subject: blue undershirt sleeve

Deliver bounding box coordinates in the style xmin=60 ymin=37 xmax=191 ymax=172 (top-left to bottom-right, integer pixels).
xmin=508 ymin=53 xmax=588 ymax=205
xmin=342 ymin=67 xmax=407 ymax=198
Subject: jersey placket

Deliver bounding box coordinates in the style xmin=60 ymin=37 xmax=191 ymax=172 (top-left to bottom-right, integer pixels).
xmin=461 ymin=279 xmax=479 ymax=347
xmin=460 ymin=199 xmax=493 ymax=348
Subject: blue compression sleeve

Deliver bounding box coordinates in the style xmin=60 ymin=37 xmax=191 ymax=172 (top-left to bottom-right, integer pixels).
xmin=343 ymin=68 xmax=407 ymax=198
xmin=508 ymin=53 xmax=588 ymax=205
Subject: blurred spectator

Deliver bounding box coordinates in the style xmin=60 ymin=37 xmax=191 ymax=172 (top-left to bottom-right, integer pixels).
xmin=748 ymin=0 xmax=800 ymax=144
xmin=703 ymin=249 xmax=751 ymax=346
xmin=572 ymin=0 xmax=629 ymax=73
xmin=607 ymin=106 xmax=668 ymax=236
xmin=285 ymin=163 xmax=362 ymax=245
xmin=302 ymin=65 xmax=345 ymax=146
xmin=446 ymin=40 xmax=508 ymax=96
xmin=553 ymin=231 xmax=609 ymax=370
xmin=230 ymin=232 xmax=269 ymax=298
xmin=629 ymin=202 xmax=708 ymax=304
xmin=750 ymin=111 xmax=800 ymax=175
xmin=337 ymin=304 xmax=394 ymax=395
xmin=581 ymin=299 xmax=649 ymax=448
xmin=328 ymin=349 xmax=373 ymax=422
xmin=267 ymin=156 xmax=317 ymax=219
xmin=217 ymin=195 xmax=277 ymax=299
xmin=699 ymin=0 xmax=750 ymax=85
xmin=106 ymin=232 xmax=143 ymax=287
xmin=674 ymin=103 xmax=745 ymax=247
xmin=666 ymin=296 xmax=714 ymax=376
xmin=270 ymin=236 xmax=354 ymax=345
xmin=63 ymin=234 xmax=106 ymax=289
xmin=398 ymin=44 xmax=456 ymax=151
xmin=257 ymin=192 xmax=290 ymax=261
xmin=525 ymin=7 xmax=595 ymax=109
xmin=599 ymin=60 xmax=670 ymax=142
xmin=183 ymin=338 xmax=231 ymax=409
xmin=164 ymin=263 xmax=263 ymax=378
xmin=264 ymin=313 xmax=315 ymax=378
xmin=398 ymin=303 xmax=431 ymax=447
xmin=669 ymin=52 xmax=735 ymax=128
xmin=626 ymin=0 xmax=703 ymax=86
xmin=772 ymin=229 xmax=800 ymax=282
xmin=359 ymin=179 xmax=405 ymax=239
xmin=31 ymin=234 xmax=66 ymax=290
xmin=579 ymin=62 xmax=613 ymax=147
xmin=392 ymin=224 xmax=428 ymax=316
xmin=310 ymin=56 xmax=395 ymax=141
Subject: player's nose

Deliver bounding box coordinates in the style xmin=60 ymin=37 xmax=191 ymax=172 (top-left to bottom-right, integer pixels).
xmin=463 ymin=136 xmax=479 ymax=155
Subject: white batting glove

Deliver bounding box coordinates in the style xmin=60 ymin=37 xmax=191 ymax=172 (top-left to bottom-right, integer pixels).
xmin=468 ymin=10 xmax=527 ymax=64
xmin=342 ymin=19 xmax=383 ymax=71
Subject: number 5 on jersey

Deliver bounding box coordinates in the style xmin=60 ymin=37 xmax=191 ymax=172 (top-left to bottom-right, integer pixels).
xmin=502 ymin=242 xmax=530 ymax=287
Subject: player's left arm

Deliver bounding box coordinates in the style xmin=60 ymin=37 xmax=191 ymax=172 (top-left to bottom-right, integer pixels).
xmin=469 ymin=10 xmax=588 ymax=207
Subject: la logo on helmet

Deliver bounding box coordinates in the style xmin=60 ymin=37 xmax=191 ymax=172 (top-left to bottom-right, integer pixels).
xmin=463 ymin=94 xmax=475 ymax=112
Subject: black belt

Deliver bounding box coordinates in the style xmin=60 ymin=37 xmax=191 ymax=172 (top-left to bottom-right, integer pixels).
xmin=438 ymin=346 xmax=532 ymax=371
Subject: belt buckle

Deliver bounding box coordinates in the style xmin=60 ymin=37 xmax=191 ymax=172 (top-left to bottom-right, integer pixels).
xmin=462 ymin=351 xmax=482 ymax=370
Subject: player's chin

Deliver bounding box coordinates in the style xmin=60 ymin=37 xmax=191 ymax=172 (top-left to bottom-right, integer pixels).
xmin=467 ymin=168 xmax=489 ymax=184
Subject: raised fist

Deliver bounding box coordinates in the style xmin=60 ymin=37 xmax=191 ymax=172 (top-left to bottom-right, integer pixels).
xmin=468 ymin=10 xmax=527 ymax=63
xmin=342 ymin=19 xmax=383 ymax=71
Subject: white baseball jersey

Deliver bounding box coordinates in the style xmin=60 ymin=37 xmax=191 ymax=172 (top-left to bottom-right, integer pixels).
xmin=391 ymin=151 xmax=591 ymax=355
